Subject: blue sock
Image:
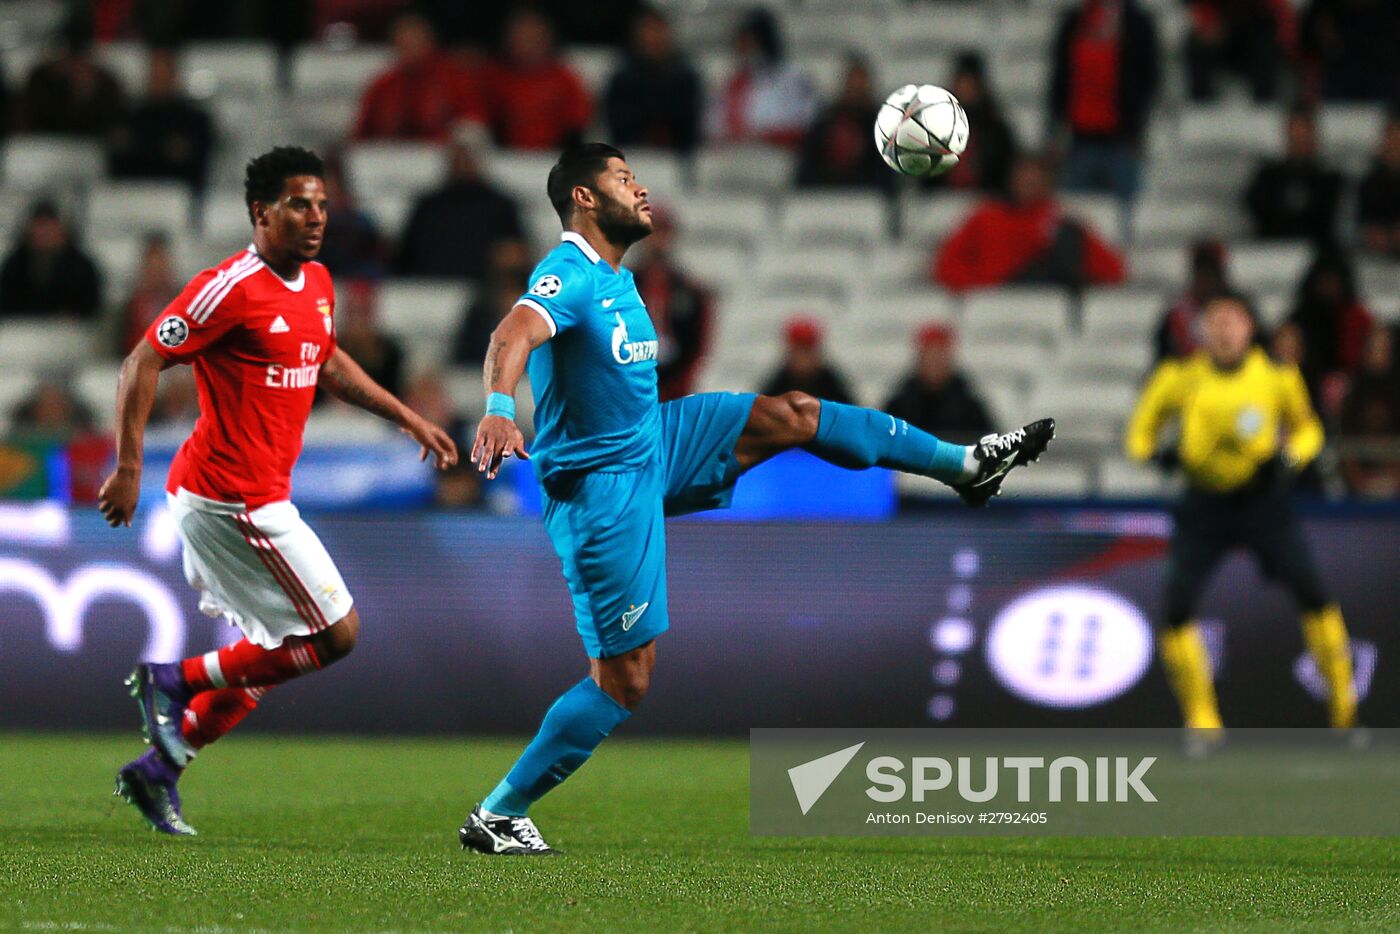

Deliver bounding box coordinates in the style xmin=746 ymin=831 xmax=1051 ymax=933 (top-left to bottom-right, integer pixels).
xmin=804 ymin=400 xmax=972 ymax=483
xmin=481 ymin=677 xmax=631 ymax=817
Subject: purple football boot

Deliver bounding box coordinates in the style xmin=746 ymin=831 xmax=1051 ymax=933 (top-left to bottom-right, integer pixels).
xmin=114 ymin=749 xmax=197 ymax=836
xmin=126 ymin=663 xmax=196 ymax=768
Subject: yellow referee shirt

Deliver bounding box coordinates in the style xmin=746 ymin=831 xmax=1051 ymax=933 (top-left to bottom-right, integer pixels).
xmin=1125 ymin=347 xmax=1324 ymax=492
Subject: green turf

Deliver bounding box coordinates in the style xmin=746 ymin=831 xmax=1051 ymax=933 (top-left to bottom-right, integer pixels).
xmin=1 ymin=735 xmax=1397 ymax=933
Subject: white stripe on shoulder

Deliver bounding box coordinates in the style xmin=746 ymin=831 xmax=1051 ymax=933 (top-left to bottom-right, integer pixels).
xmin=185 ymin=253 xmax=259 ymax=322
xmin=192 ymin=254 xmax=266 ymax=324
xmin=517 ymin=298 xmax=557 ymax=338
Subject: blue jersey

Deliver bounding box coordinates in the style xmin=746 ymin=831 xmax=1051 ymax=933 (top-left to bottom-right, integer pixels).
xmin=518 ymin=232 xmax=661 ymax=484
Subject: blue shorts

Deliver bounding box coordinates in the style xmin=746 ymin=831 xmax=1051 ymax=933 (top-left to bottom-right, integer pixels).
xmin=541 ymin=392 xmax=757 ymax=658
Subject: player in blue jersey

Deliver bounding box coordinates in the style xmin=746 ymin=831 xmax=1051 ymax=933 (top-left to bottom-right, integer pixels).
xmin=458 ymin=143 xmax=1054 ymax=855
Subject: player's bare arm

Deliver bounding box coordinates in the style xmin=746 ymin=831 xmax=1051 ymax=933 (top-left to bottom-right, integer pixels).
xmin=320 ymin=346 xmax=458 ymax=469
xmin=98 ymin=341 xmax=173 ymax=528
xmin=472 ymin=305 xmax=551 ymax=479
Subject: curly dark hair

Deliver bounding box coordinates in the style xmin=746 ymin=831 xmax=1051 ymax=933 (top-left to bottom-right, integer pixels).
xmin=244 ymin=146 xmax=324 ymax=223
xmin=546 ymin=142 xmax=625 ymax=224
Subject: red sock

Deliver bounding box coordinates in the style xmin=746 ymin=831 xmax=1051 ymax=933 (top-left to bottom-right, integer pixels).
xmin=181 ymin=687 xmax=266 ymax=750
xmin=182 ymin=639 xmax=321 ymax=692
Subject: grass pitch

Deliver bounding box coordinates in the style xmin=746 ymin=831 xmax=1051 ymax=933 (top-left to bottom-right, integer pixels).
xmin=1 ymin=735 xmax=1397 ymax=933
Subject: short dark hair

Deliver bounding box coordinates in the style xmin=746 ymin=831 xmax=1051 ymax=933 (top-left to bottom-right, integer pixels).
xmin=244 ymin=146 xmax=324 ymax=223
xmin=546 ymin=142 xmax=626 ymax=225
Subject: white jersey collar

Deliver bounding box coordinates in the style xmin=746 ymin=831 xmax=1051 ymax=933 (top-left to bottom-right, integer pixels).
xmin=560 ymin=231 xmax=601 ymax=264
xmin=248 ymin=244 xmax=306 ymax=291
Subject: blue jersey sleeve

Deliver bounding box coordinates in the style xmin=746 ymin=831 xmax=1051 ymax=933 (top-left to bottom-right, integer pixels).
xmin=516 ymin=255 xmax=592 ymax=337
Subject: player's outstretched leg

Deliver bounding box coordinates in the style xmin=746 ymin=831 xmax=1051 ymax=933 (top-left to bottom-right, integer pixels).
xmin=736 ymin=393 xmax=1054 ymax=507
xmin=114 ymin=686 xmax=269 ymax=835
xmin=128 ymin=611 xmax=359 ymax=768
xmin=461 ymin=643 xmax=649 ymax=856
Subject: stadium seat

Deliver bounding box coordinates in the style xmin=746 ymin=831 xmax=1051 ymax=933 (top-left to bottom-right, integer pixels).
xmin=1128 ymin=245 xmax=1185 ymax=287
xmin=781 ymin=191 xmax=890 ymax=248
xmin=289 ymin=95 xmax=359 ymax=148
xmin=291 ymin=45 xmax=392 ymax=98
xmin=786 ymin=12 xmax=886 ymax=58
xmin=345 ymin=142 xmax=446 ymax=198
xmin=74 ymin=363 xmax=120 ymax=426
xmin=1056 ymin=337 xmax=1153 ymax=383
xmin=1098 ymin=458 xmax=1172 ymax=499
xmin=1318 ymin=104 xmax=1386 ymax=157
xmin=695 ymin=145 xmax=798 ymax=195
xmin=95 ymin=41 xmax=148 ymax=91
xmin=1028 ymin=377 xmax=1138 ymax=452
xmin=1131 ymin=200 xmax=1245 ymax=245
xmin=975 ymin=379 xmax=1029 ymax=427
xmin=0 ymin=368 xmax=40 ymax=432
xmin=958 ymin=340 xmax=1049 ymax=390
xmin=368 ymin=191 xmax=414 ymax=242
xmin=1062 ymin=193 xmax=1124 ymax=244
xmin=1081 ymin=288 xmax=1166 ymax=342
xmin=1255 ymin=290 xmax=1292 ymax=328
xmin=87 ymin=182 xmax=194 ymax=239
xmin=303 ymin=410 xmax=397 ymax=444
xmin=1229 ymin=241 xmax=1312 ymax=293
xmin=482 ymin=151 xmax=559 ymax=203
xmin=844 ymin=289 xmax=956 ymax=342
xmin=0 ymin=318 xmax=97 ymax=372
xmin=1178 ymin=105 xmax=1283 ymax=156
xmin=879 ymin=53 xmax=958 ymax=93
xmin=753 ymin=244 xmax=867 ymax=300
xmin=444 ymin=366 xmax=487 ymax=419
xmin=884 ymin=5 xmax=991 ymax=56
xmin=375 ymin=280 xmax=472 ymax=369
xmin=3 ymin=136 xmax=104 ymax=191
xmin=181 ymin=43 xmax=279 ymax=97
xmin=562 ymin=48 xmax=615 ymax=99
xmin=712 ymin=293 xmax=843 ymax=359
xmin=960 ymin=287 xmax=1071 ymax=345
xmin=621 ymin=148 xmax=687 ymax=201
xmin=998 ymin=461 xmax=1093 ymax=499
xmin=901 ymin=191 xmax=977 ymax=250
xmin=665 ymin=194 xmax=770 ymax=249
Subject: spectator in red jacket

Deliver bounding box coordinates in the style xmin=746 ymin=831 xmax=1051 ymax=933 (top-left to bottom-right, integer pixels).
xmin=932 ymin=154 xmax=1126 ymax=292
xmin=479 ymin=9 xmax=591 ymax=151
xmin=352 ymin=13 xmax=485 ymax=142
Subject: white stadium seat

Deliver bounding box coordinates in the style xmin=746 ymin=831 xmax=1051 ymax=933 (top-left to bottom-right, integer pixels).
xmin=0 ymin=318 xmax=97 ymax=372
xmin=1129 ymin=246 xmax=1186 ymax=286
xmin=1132 ymin=200 xmax=1245 ymax=245
xmin=303 ymin=411 xmax=396 ymax=444
xmin=786 ymin=13 xmax=886 ymax=57
xmin=74 ymin=363 xmax=121 ymax=426
xmin=885 ymin=5 xmax=990 ymax=56
xmin=96 ymin=41 xmax=149 ymax=93
xmin=1081 ymin=288 xmax=1166 ymax=342
xmin=844 ymin=289 xmax=956 ymax=343
xmin=3 ymin=136 xmax=104 ymax=191
xmin=345 ymin=142 xmax=446 ymax=197
xmin=1062 ymin=193 xmax=1124 ymax=244
xmin=0 ymin=368 xmax=41 ymax=432
xmin=1229 ymin=241 xmax=1312 ymax=293
xmin=673 ymin=243 xmax=748 ymax=290
xmin=1178 ymin=105 xmax=1283 ymax=156
xmin=960 ymin=287 xmax=1071 ymax=345
xmin=695 ymin=145 xmax=797 ymax=195
xmin=181 ymin=43 xmax=279 ymax=97
xmin=87 ymin=182 xmax=193 ymax=239
xmin=1057 ymin=338 xmax=1153 ymax=383
xmin=753 ymin=244 xmax=867 ymax=300
xmin=902 ymin=192 xmax=977 ymax=249
xmin=291 ymin=45 xmax=392 ymax=98
xmin=1000 ymin=462 xmax=1094 ymax=499
xmin=665 ymin=194 xmax=770 ymax=249
xmin=976 ymin=379 xmax=1029 ymax=427
xmin=781 ymin=191 xmax=889 ymax=248
xmin=958 ymin=340 xmax=1049 ymax=390
xmin=376 ymin=280 xmax=472 ymax=370
xmin=1098 ymin=458 xmax=1172 ymax=499
xmin=482 ymin=151 xmax=559 ymax=203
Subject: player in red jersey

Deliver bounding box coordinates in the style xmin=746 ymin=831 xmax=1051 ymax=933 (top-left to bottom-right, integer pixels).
xmin=99 ymin=147 xmax=458 ymax=835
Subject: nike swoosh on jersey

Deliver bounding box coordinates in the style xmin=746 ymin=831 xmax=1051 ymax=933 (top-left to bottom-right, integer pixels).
xmin=602 ymin=298 xmax=616 ymax=308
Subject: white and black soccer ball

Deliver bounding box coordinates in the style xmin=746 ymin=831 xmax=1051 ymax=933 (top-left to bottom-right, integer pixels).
xmin=156 ymin=315 xmax=189 ymax=348
xmin=874 ymin=84 xmax=971 ymax=178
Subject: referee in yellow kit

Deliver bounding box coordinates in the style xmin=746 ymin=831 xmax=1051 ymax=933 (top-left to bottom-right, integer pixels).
xmin=1126 ymin=292 xmax=1357 ymax=731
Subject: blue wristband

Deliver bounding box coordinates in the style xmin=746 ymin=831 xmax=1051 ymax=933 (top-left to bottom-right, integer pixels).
xmin=485 ymin=392 xmax=515 ymax=420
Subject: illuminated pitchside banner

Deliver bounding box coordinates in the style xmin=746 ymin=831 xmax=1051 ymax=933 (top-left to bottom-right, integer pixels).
xmin=0 ymin=504 xmax=1395 ymax=733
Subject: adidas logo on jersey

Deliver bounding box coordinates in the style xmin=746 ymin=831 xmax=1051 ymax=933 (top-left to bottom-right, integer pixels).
xmin=268 ymin=316 xmax=290 ymax=333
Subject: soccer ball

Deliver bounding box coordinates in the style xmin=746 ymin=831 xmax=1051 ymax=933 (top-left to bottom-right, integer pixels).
xmin=874 ymin=84 xmax=970 ymax=178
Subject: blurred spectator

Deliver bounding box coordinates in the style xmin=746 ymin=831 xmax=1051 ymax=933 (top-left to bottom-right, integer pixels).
xmin=1185 ymin=0 xmax=1293 ymax=102
xmin=932 ymin=154 xmax=1126 ymax=292
xmin=16 ymin=23 xmax=124 ymax=136
xmin=604 ymin=6 xmax=702 ymax=155
xmin=1357 ymin=114 xmax=1400 ymax=260
xmin=882 ymin=325 xmax=994 ymax=444
xmin=1244 ymin=108 xmax=1344 ymax=241
xmin=150 ymin=367 xmax=200 ymax=426
xmin=0 ymin=201 xmax=102 ymax=319
xmin=929 ymin=52 xmax=1019 ymax=194
xmin=1288 ymin=247 xmax=1374 ymax=411
xmin=352 ymin=13 xmax=485 ymax=142
xmin=795 ymin=54 xmax=893 ymax=192
xmin=118 ymin=233 xmax=181 ymax=355
xmin=1338 ymin=325 xmax=1400 ymax=497
xmin=760 ymin=316 xmax=854 ymax=403
xmin=10 ymin=379 xmax=94 ymax=436
xmin=1154 ymin=240 xmax=1233 ymax=361
xmin=1271 ymin=319 xmax=1306 ymax=367
xmin=630 ymin=206 xmax=715 ymax=401
xmin=400 ymin=370 xmax=483 ymax=509
xmin=107 ymin=48 xmax=214 ymax=194
xmin=333 ymin=281 xmax=406 ymax=398
xmin=396 ymin=131 xmax=525 ymax=282
xmin=707 ymin=7 xmax=818 ymax=148
xmin=1049 ymin=0 xmax=1161 ymax=202
xmin=479 ymin=9 xmax=591 ymax=151
xmin=453 ymin=240 xmax=532 ymax=366
xmin=316 ymin=154 xmax=387 ymax=281
xmin=1299 ymin=0 xmax=1400 ymax=103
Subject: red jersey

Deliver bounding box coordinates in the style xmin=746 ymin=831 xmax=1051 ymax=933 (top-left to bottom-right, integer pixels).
xmin=145 ymin=248 xmax=337 ymax=509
